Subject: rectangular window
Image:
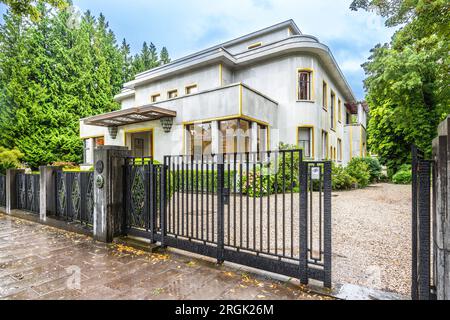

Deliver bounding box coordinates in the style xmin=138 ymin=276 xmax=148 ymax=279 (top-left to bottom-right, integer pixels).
xmin=322 ymin=81 xmax=328 ymax=109
xmin=346 ymin=111 xmax=351 ymax=125
xmin=185 ymin=84 xmax=198 ymax=95
xmin=298 ymin=127 xmax=313 ymax=158
xmin=219 ymin=119 xmax=251 ymax=154
xmin=247 ymin=42 xmax=262 ymax=50
xmin=321 ymin=131 xmax=328 ymax=160
xmin=167 ymin=89 xmax=178 ymax=99
xmin=94 ymin=137 xmax=104 ymax=148
xmin=338 ymin=99 xmax=342 ymax=122
xmin=337 ymin=138 xmax=342 ymax=161
xmin=330 ymin=91 xmax=336 ymax=129
xmin=83 ymin=139 xmax=89 ymax=163
xmin=151 ymin=94 xmax=160 ymax=103
xmin=186 ymin=122 xmax=212 ymax=156
xmin=257 ymin=123 xmax=267 ymax=154
xmin=298 ymin=70 xmax=312 ymax=101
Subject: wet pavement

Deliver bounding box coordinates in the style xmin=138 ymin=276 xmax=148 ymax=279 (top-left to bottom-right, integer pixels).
xmin=0 ymin=213 xmax=329 ymax=300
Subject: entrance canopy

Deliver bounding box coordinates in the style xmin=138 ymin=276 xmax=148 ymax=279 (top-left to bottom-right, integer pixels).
xmin=83 ymin=105 xmax=176 ymax=127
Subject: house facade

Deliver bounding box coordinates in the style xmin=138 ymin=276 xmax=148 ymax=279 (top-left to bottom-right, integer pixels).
xmin=80 ymin=20 xmax=367 ymax=165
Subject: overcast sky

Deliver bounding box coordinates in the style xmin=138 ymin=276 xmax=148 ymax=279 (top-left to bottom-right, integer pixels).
xmin=0 ymin=0 xmax=399 ymax=100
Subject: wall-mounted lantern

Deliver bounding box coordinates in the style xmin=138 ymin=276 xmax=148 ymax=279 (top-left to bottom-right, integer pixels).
xmin=108 ymin=126 xmax=118 ymax=139
xmin=160 ymin=117 xmax=174 ymax=133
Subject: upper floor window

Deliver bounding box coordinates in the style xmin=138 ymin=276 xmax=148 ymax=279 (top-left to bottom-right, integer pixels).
xmin=151 ymin=94 xmax=161 ymax=103
xmin=322 ymin=81 xmax=328 ymax=110
xmin=330 ymin=91 xmax=336 ymax=130
xmin=185 ymin=84 xmax=198 ymax=95
xmin=297 ymin=70 xmax=312 ymax=101
xmin=247 ymin=42 xmax=262 ymax=50
xmin=338 ymin=99 xmax=342 ymax=122
xmin=167 ymin=89 xmax=178 ymax=99
xmin=298 ymin=127 xmax=313 ymax=158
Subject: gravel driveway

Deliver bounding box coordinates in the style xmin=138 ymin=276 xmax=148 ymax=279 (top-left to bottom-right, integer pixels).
xmin=332 ymin=183 xmax=411 ymax=296
xmin=165 ymin=183 xmax=412 ymax=296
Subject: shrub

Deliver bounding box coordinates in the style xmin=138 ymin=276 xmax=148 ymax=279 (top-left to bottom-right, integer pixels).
xmin=361 ymin=157 xmax=382 ymax=182
xmin=51 ymin=161 xmax=78 ymax=170
xmin=0 ymin=147 xmax=24 ymax=174
xmin=392 ymin=164 xmax=412 ymax=184
xmin=346 ymin=158 xmax=371 ymax=188
xmin=332 ymin=163 xmax=356 ymax=190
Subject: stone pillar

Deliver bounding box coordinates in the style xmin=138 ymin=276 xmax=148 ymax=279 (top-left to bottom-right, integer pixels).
xmin=6 ymin=169 xmax=25 ymax=214
xmin=39 ymin=166 xmax=62 ymax=221
xmin=211 ymin=121 xmax=220 ymax=154
xmin=93 ymin=145 xmax=130 ymax=243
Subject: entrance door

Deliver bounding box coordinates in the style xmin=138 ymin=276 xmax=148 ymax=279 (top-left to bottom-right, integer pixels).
xmin=133 ymin=138 xmax=145 ymax=158
xmin=126 ymin=130 xmax=153 ymax=158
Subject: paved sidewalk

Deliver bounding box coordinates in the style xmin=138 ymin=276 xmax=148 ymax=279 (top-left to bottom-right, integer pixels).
xmin=0 ymin=214 xmax=328 ymax=300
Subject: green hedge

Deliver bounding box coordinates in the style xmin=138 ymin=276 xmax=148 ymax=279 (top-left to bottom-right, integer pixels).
xmin=392 ymin=164 xmax=412 ymax=184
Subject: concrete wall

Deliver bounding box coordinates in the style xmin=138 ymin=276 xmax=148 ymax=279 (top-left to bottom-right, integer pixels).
xmin=224 ymin=28 xmax=291 ymax=54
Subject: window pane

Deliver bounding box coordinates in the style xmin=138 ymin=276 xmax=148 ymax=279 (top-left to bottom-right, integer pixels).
xmin=220 ymin=119 xmax=238 ymax=154
xmin=298 ymin=71 xmax=311 ymax=100
xmin=298 ymin=128 xmax=311 ymax=158
xmin=257 ymin=124 xmax=267 ymax=154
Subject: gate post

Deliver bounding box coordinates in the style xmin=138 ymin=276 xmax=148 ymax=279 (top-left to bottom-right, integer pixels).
xmin=417 ymin=159 xmax=431 ymax=300
xmin=217 ymin=157 xmax=225 ymax=264
xmin=299 ymin=162 xmax=309 ymax=285
xmin=5 ymin=169 xmax=25 ymax=214
xmin=160 ymin=159 xmax=167 ymax=248
xmin=39 ymin=166 xmax=61 ymax=221
xmin=93 ymin=145 xmax=130 ymax=243
xmin=323 ymin=162 xmax=332 ymax=289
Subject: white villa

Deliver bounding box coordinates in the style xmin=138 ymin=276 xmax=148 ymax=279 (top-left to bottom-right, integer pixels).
xmin=80 ymin=20 xmax=367 ymax=165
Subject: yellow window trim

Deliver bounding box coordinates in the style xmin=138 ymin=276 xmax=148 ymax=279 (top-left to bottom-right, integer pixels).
xmin=330 ymin=90 xmax=336 ymax=129
xmin=337 ymin=138 xmax=343 ymax=161
xmin=219 ymin=63 xmax=223 ymax=86
xmin=150 ymin=93 xmax=161 ymax=103
xmin=322 ymin=80 xmax=328 ymax=110
xmin=296 ymin=125 xmax=315 ymax=159
xmin=185 ymin=84 xmax=198 ymax=95
xmin=322 ymin=130 xmax=329 ymax=159
xmin=123 ymin=128 xmax=155 ymax=158
xmin=82 ymin=134 xmax=104 ymax=140
xmin=338 ymin=98 xmax=342 ymax=122
xmin=296 ymin=68 xmax=315 ymax=101
xmin=167 ymin=89 xmax=178 ymax=99
xmin=247 ymin=42 xmax=262 ymax=50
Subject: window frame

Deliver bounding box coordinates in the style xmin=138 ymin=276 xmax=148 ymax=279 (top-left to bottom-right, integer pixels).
xmin=167 ymin=89 xmax=178 ymax=99
xmin=330 ymin=90 xmax=336 ymax=130
xmin=185 ymin=84 xmax=198 ymax=95
xmin=247 ymin=42 xmax=262 ymax=50
xmin=338 ymin=98 xmax=342 ymax=123
xmin=151 ymin=93 xmax=161 ymax=103
xmin=337 ymin=138 xmax=342 ymax=161
xmin=297 ymin=68 xmax=314 ymax=101
xmin=185 ymin=122 xmax=213 ymax=156
xmin=297 ymin=125 xmax=314 ymax=159
xmin=322 ymin=81 xmax=328 ymax=110
xmin=321 ymin=130 xmax=329 ymax=160
xmin=219 ymin=118 xmax=252 ymax=154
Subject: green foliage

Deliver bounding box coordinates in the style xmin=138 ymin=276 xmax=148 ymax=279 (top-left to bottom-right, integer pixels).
xmin=332 ymin=163 xmax=356 ymax=190
xmin=50 ymin=161 xmax=77 ymax=169
xmin=360 ymin=157 xmax=382 ymax=182
xmin=353 ymin=0 xmax=450 ymax=173
xmin=392 ymin=164 xmax=412 ymax=184
xmin=0 ymin=5 xmax=170 ymax=168
xmin=0 ymin=0 xmax=68 ymax=21
xmin=346 ymin=158 xmax=371 ymax=188
xmin=0 ymin=146 xmax=23 ymax=173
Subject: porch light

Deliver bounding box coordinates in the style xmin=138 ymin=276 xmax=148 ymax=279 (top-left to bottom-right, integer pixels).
xmin=108 ymin=126 xmax=118 ymax=139
xmin=160 ymin=117 xmax=174 ymax=133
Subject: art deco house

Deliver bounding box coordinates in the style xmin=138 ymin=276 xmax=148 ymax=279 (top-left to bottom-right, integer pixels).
xmin=80 ymin=20 xmax=367 ymax=165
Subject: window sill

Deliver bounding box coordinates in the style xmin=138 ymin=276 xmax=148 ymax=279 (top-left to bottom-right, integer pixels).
xmin=322 ymin=107 xmax=328 ymax=112
xmin=296 ymin=100 xmax=315 ymax=103
xmin=330 ymin=128 xmax=336 ymax=132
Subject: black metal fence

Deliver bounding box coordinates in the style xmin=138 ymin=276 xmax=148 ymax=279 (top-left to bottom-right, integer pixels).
xmin=16 ymin=173 xmax=40 ymax=214
xmin=411 ymin=145 xmax=435 ymax=300
xmin=55 ymin=171 xmax=94 ymax=227
xmin=124 ymin=151 xmax=332 ymax=287
xmin=0 ymin=174 xmax=6 ymax=207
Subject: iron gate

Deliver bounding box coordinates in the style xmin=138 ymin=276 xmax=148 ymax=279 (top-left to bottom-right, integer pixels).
xmin=124 ymin=151 xmax=332 ymax=287
xmin=411 ymin=145 xmax=436 ymax=300
xmin=0 ymin=174 xmax=5 ymax=207
xmin=16 ymin=173 xmax=40 ymax=214
xmin=55 ymin=171 xmax=94 ymax=227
